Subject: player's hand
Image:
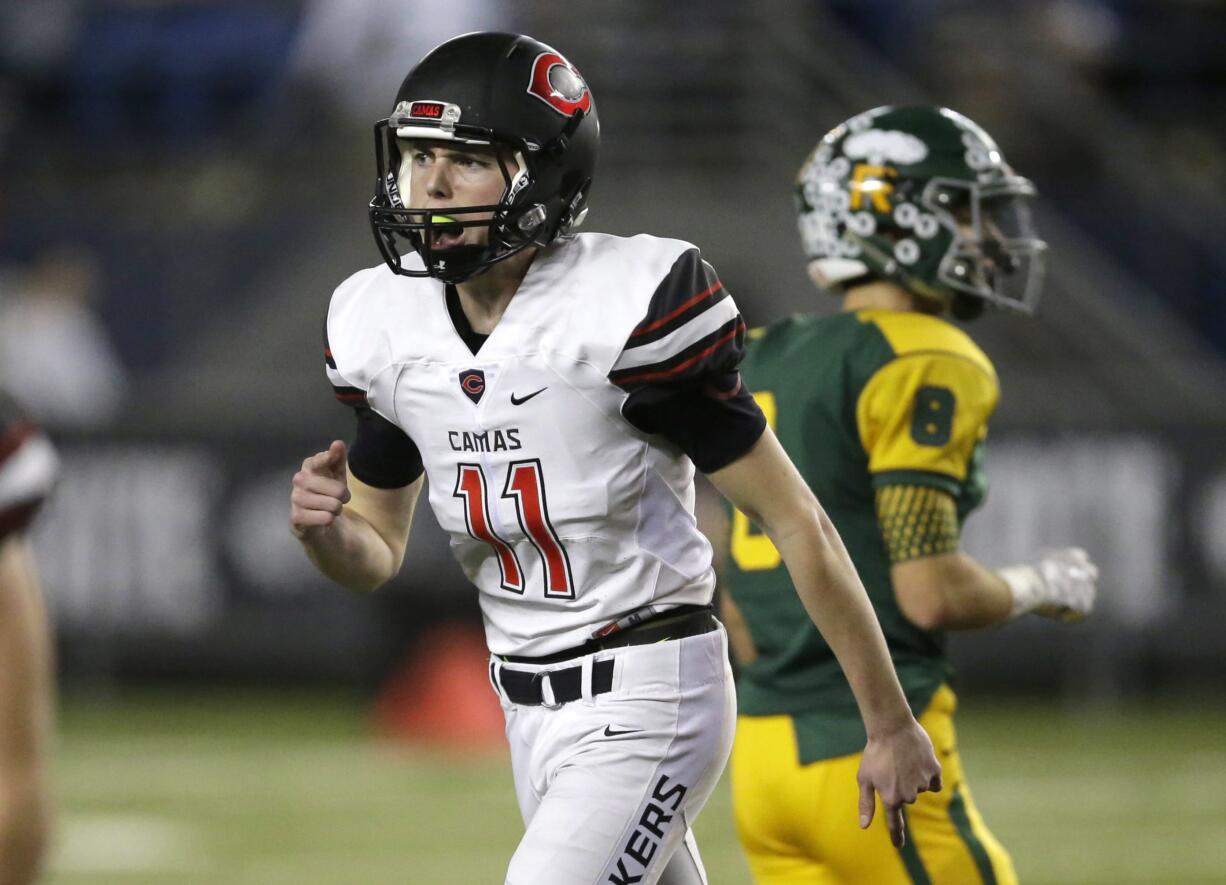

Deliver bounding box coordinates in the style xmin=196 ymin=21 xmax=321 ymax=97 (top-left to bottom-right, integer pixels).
xmin=857 ymin=717 xmax=942 ymax=848
xmin=998 ymin=547 xmax=1098 ymax=622
xmin=290 ymin=441 xmax=351 ymax=539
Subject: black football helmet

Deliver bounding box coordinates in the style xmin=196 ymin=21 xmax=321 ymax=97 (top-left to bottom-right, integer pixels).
xmin=369 ymin=32 xmax=599 ymax=283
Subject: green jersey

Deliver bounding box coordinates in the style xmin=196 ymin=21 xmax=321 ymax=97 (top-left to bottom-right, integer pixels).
xmin=724 ymin=308 xmax=999 ymax=762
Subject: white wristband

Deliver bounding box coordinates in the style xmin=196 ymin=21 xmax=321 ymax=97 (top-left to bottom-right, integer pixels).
xmin=996 ymin=548 xmax=1098 ymax=623
xmin=996 ymin=563 xmax=1045 ymax=620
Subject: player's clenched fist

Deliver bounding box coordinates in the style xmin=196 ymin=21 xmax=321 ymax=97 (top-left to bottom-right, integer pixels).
xmin=997 ymin=546 xmax=1099 ymax=622
xmin=290 ymin=440 xmax=352 ymax=538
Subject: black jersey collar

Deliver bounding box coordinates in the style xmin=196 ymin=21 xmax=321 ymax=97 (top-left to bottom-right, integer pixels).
xmin=445 ymin=284 xmax=490 ymax=356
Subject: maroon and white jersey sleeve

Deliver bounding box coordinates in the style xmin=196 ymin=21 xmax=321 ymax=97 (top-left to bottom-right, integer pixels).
xmin=324 ymin=264 xmax=391 ymax=412
xmin=323 ymin=280 xmax=425 ymax=489
xmin=609 ymin=248 xmax=746 ymax=392
xmin=609 ymin=247 xmax=764 ymax=473
xmin=0 ymin=392 xmax=59 ymax=541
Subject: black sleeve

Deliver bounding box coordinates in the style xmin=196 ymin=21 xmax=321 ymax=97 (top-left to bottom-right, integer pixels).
xmin=347 ymin=406 xmax=424 ymax=489
xmin=613 ymin=248 xmax=765 ymax=472
xmin=610 ymin=248 xmax=745 ymax=390
xmin=623 ymin=371 xmax=766 ymax=474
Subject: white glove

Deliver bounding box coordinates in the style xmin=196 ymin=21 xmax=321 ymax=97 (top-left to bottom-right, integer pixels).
xmin=996 ymin=547 xmax=1098 ymax=622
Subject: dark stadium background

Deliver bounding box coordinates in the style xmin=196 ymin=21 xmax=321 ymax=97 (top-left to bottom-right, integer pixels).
xmin=1 ymin=2 xmax=1223 ymax=883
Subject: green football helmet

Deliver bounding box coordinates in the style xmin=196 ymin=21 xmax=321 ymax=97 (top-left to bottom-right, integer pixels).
xmin=795 ymin=105 xmax=1047 ymax=317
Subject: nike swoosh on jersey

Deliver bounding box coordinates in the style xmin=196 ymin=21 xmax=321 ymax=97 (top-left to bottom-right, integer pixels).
xmin=603 ymin=725 xmax=641 ymax=737
xmin=510 ymin=387 xmax=547 ymax=405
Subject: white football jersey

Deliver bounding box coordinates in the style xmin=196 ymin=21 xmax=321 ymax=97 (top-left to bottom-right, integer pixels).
xmin=325 ymin=233 xmax=748 ymax=656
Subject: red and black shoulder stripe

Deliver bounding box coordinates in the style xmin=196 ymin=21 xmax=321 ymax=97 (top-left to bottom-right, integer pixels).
xmin=627 ymin=249 xmax=729 ymax=345
xmin=610 ymin=248 xmax=747 ymax=390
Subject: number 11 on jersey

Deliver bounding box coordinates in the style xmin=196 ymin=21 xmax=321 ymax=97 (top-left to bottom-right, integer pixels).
xmin=454 ymin=460 xmax=575 ymax=598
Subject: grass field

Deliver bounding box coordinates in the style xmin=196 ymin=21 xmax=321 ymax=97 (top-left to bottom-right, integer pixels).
xmin=47 ymin=690 xmax=1226 ymax=884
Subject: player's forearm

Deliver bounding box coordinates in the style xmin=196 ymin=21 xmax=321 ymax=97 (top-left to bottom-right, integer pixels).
xmin=708 ymin=430 xmax=914 ymax=732
xmin=298 ymin=510 xmax=401 ymax=592
xmin=892 ymin=552 xmax=1012 ymax=631
xmin=771 ymin=508 xmax=913 ymax=735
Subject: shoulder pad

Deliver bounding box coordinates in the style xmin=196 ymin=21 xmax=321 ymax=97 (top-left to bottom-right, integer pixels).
xmin=862 ymin=310 xmax=995 ymax=380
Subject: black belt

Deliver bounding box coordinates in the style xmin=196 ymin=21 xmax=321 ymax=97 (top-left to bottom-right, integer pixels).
xmin=496 ymin=658 xmax=616 ymax=706
xmin=494 ymin=605 xmax=719 ymax=707
xmin=501 ymin=605 xmax=718 ymax=665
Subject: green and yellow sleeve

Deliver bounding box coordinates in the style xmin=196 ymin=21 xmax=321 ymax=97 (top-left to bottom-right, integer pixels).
xmin=856 ymin=348 xmax=999 ymax=496
xmin=874 ymin=483 xmax=961 ymax=563
xmin=855 ymin=321 xmax=999 ymax=563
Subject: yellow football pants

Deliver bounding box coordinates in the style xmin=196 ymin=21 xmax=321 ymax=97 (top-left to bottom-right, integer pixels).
xmin=731 ymin=686 xmax=1017 ymax=884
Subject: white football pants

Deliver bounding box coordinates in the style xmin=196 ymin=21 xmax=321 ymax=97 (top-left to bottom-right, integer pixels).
xmin=492 ymin=626 xmax=736 ymax=885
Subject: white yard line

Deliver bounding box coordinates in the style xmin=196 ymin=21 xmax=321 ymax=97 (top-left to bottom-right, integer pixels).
xmin=50 ymin=813 xmax=210 ymax=874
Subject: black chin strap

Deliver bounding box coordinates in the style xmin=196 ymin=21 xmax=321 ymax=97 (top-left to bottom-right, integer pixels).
xmin=428 ymin=244 xmax=490 ymax=284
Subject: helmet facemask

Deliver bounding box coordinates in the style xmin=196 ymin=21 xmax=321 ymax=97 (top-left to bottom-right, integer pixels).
xmin=925 ymin=177 xmax=1047 ymax=315
xmin=369 ymin=113 xmax=549 ymax=284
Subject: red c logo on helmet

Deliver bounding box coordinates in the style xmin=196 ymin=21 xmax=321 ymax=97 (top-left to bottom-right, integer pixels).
xmin=526 ymin=52 xmax=592 ymax=117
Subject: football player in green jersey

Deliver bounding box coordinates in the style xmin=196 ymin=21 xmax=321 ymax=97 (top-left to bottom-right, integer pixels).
xmin=716 ymin=106 xmax=1099 ymax=884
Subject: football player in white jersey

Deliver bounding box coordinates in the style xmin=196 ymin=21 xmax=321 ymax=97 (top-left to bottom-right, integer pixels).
xmin=290 ymin=32 xmax=941 ymax=885
xmin=0 ymin=390 xmax=59 ymax=885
